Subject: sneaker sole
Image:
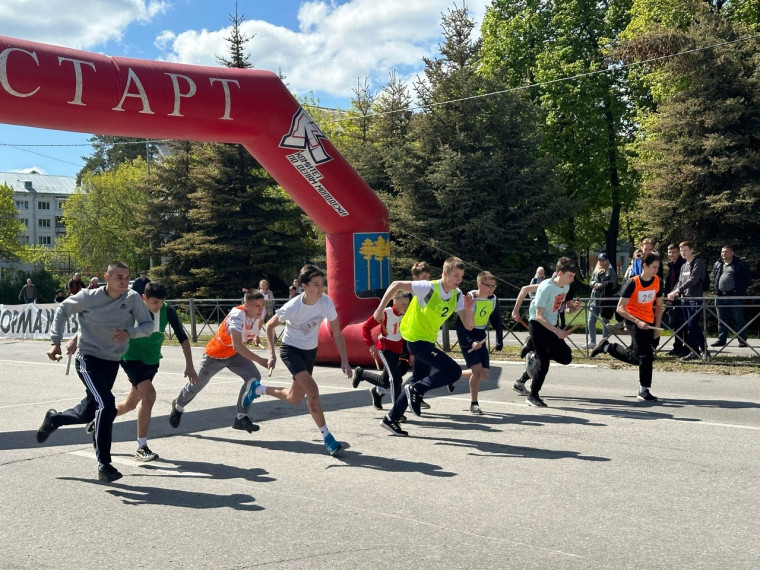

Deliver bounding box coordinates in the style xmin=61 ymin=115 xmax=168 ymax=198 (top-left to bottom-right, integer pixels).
xmin=233 ymin=423 xmax=260 ymax=433
xmin=328 ymin=443 xmax=343 ymax=456
xmin=512 ymin=384 xmax=530 ymax=397
xmin=526 ymin=399 xmax=547 ymax=408
xmin=134 ymin=453 xmax=159 ymax=462
xmin=98 ymin=471 xmax=123 ymax=483
xmin=636 ymin=395 xmax=659 ymax=402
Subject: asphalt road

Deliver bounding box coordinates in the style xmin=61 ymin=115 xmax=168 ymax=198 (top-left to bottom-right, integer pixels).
xmin=1 ymin=340 xmax=759 ymax=569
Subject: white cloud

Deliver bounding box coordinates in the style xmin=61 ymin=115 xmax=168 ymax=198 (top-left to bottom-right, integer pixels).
xmin=158 ymin=0 xmax=489 ymax=104
xmin=0 ymin=0 xmax=168 ymax=50
xmin=10 ymin=167 xmax=47 ymax=175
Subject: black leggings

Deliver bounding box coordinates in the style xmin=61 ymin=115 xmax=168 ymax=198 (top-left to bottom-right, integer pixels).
xmin=528 ymin=321 xmax=573 ymax=396
xmin=606 ymin=322 xmax=654 ymax=388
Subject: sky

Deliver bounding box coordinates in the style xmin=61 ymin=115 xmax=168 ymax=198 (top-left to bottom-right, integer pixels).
xmin=0 ymin=0 xmax=490 ymax=177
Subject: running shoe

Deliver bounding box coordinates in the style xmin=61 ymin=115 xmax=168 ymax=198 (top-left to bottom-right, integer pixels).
xmin=447 ymin=383 xmax=456 ymax=393
xmin=85 ymin=419 xmax=95 ymax=435
xmin=323 ymin=433 xmax=343 ymax=456
xmin=380 ymin=417 xmax=408 ymax=436
xmin=169 ymin=399 xmax=182 ymax=428
xmin=526 ymin=395 xmax=548 ymax=408
xmin=405 ymin=383 xmax=423 ymax=417
xmin=97 ymin=463 xmax=123 ymax=483
xmin=637 ymin=389 xmax=659 ymax=402
xmin=370 ymin=386 xmax=384 ymax=410
xmin=36 ymin=409 xmax=57 ymax=443
xmin=469 ymin=403 xmax=483 ymax=415
xmin=513 ymin=380 xmax=530 ymax=397
xmin=242 ymin=379 xmax=261 ymax=407
xmin=134 ymin=445 xmax=159 ymax=462
xmin=590 ymin=339 xmax=610 ymax=358
xmin=352 ymin=366 xmax=363 ymax=389
xmin=232 ymin=416 xmax=260 ymax=433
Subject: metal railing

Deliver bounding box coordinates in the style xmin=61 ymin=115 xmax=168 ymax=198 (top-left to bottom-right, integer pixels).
xmin=165 ymin=295 xmax=760 ymax=365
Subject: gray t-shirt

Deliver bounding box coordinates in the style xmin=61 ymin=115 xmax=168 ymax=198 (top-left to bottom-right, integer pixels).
xmin=718 ymin=262 xmax=736 ymax=292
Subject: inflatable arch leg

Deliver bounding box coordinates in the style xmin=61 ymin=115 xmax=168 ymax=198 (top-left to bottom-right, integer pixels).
xmin=0 ymin=36 xmax=387 ymax=364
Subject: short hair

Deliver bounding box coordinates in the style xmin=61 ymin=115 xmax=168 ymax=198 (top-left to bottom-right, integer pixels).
xmin=106 ymin=260 xmax=128 ymax=274
xmin=721 ymin=244 xmax=734 ymax=251
xmin=641 ymin=238 xmax=654 ymax=246
xmin=244 ymin=290 xmax=265 ymax=302
xmin=667 ymin=243 xmax=679 ymax=250
xmin=299 ymin=264 xmax=325 ymax=286
xmin=555 ymin=257 xmax=576 ymax=274
xmin=477 ymin=271 xmax=496 ymax=284
xmin=259 ymin=279 xmax=269 ymax=288
xmin=642 ymin=253 xmax=660 ymax=267
xmin=411 ymin=261 xmax=431 ymax=278
xmin=679 ymin=240 xmax=694 ymax=249
xmin=144 ymin=281 xmax=167 ymax=299
xmin=442 ymin=256 xmax=465 ymax=273
xmin=393 ymin=290 xmax=412 ymax=301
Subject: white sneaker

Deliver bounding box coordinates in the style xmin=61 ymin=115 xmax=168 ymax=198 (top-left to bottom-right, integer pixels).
xmin=581 ymin=342 xmax=597 ymax=349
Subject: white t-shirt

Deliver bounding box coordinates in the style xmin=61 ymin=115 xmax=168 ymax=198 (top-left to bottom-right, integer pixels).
xmin=276 ymin=293 xmax=338 ymax=350
xmin=410 ymin=280 xmax=465 ymax=311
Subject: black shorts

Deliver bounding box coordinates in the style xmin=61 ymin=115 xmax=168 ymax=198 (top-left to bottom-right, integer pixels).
xmin=120 ymin=359 xmax=159 ymax=387
xmin=280 ymin=345 xmax=317 ymax=377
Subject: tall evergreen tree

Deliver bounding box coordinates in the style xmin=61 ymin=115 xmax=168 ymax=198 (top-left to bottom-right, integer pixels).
xmin=387 ymin=5 xmax=565 ymax=283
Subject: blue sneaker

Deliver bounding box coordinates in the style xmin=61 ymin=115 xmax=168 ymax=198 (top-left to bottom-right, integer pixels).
xmin=242 ymin=379 xmax=261 ymax=407
xmin=323 ymin=433 xmax=343 ymax=456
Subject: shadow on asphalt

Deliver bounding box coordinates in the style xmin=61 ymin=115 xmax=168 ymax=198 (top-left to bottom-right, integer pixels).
xmin=188 ymin=433 xmax=457 ymax=477
xmin=58 ymin=477 xmax=264 ymax=510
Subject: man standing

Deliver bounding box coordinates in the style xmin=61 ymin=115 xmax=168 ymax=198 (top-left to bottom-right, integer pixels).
xmin=66 ymin=272 xmax=83 ymax=297
xmin=18 ymin=278 xmax=36 ymax=303
xmin=132 ymin=270 xmax=151 ymax=295
xmin=37 ymin=261 xmax=154 ymax=482
xmin=667 ymin=241 xmax=708 ymax=361
xmin=711 ymin=245 xmax=751 ymax=347
xmin=663 ymin=244 xmax=687 ymax=356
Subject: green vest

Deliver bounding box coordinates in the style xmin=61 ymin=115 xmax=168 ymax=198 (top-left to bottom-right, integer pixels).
xmin=400 ymin=281 xmax=459 ymax=343
xmin=122 ymin=302 xmax=167 ymax=365
xmin=473 ymin=295 xmax=496 ymax=329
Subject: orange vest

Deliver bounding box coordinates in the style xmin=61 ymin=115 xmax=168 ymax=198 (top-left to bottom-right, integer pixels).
xmin=625 ymin=276 xmax=660 ymax=324
xmin=205 ymin=306 xmax=263 ymax=359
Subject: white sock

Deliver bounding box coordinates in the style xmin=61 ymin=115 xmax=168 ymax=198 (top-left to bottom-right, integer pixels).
xmin=319 ymin=425 xmax=330 ymax=438
xmin=255 ymin=383 xmax=268 ymax=396
xmin=376 ymin=386 xmax=386 ymax=395
xmin=639 ymin=386 xmax=648 ymax=393
xmin=236 ymin=413 xmax=246 ymax=419
xmin=137 ymin=437 xmax=147 ymax=448
xmin=174 ymin=402 xmax=185 ymax=412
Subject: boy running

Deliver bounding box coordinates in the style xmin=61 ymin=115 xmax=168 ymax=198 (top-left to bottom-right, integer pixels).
xmin=452 ymin=271 xmax=503 ymax=414
xmin=85 ymin=282 xmax=198 ymax=461
xmin=373 ymin=256 xmax=475 ymax=436
xmin=512 ymin=257 xmax=580 ymax=407
xmin=590 ymin=253 xmax=663 ymax=402
xmin=251 ymin=265 xmax=352 ymax=456
xmin=353 ymin=290 xmax=412 ymax=415
xmin=38 ymin=261 xmax=153 ymax=482
xmin=169 ymin=290 xmax=268 ymax=433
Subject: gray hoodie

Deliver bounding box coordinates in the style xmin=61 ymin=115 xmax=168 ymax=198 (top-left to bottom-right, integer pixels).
xmin=50 ymin=287 xmax=153 ymax=361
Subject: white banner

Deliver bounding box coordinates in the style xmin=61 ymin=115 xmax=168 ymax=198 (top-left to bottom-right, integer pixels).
xmin=0 ymin=303 xmax=79 ymax=340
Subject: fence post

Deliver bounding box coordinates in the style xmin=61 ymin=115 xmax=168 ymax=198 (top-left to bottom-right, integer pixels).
xmin=189 ymin=298 xmax=197 ymax=342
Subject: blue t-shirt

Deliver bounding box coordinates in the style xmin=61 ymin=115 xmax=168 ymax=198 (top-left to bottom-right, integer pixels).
xmin=528 ymin=278 xmax=569 ymax=326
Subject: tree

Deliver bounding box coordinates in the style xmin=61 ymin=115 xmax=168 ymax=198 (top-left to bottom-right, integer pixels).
xmin=0 ymin=182 xmax=24 ymax=260
xmin=479 ymin=0 xmax=639 ymax=265
xmin=633 ymin=16 xmax=760 ymax=276
xmin=386 ymin=5 xmax=565 ymax=284
xmin=58 ymin=159 xmax=151 ymax=273
xmin=78 ymin=135 xmax=157 ymax=184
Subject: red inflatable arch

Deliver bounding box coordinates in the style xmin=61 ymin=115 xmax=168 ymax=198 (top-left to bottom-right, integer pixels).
xmin=0 ymin=35 xmax=389 ymax=365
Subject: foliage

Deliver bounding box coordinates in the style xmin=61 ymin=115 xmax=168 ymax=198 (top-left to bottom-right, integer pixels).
xmin=0 ymin=183 xmax=24 ymax=260
xmin=77 ymin=135 xmax=156 ymax=185
xmin=0 ymin=266 xmax=64 ymax=305
xmin=57 ymin=159 xmax=151 ymax=275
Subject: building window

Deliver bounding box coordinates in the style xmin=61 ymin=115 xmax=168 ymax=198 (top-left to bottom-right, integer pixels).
xmin=15 ymin=200 xmax=28 ymax=209
xmin=38 ymin=236 xmax=52 ymax=245
xmin=22 ymin=219 xmax=29 ymax=227
xmin=55 ymin=216 xmax=65 ymax=228
xmin=38 ymin=201 xmax=50 ymax=210
xmin=21 ymin=235 xmax=30 ymax=245
xmin=58 ymin=200 xmax=66 ymax=210
xmin=39 ymin=218 xmax=51 ymax=228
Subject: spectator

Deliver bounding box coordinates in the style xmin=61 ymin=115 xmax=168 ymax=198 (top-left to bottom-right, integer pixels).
xmin=663 ymin=243 xmax=687 ymax=356
xmin=87 ymin=277 xmax=101 ymax=290
xmin=288 ymin=278 xmax=301 ymax=298
xmin=583 ymin=254 xmax=617 ymax=349
xmin=18 ymin=278 xmax=37 ymax=304
xmin=711 ymin=245 xmax=751 ymax=347
xmin=624 ymin=249 xmax=644 ymax=280
xmin=667 ymin=241 xmax=708 ymax=361
xmin=132 ymin=270 xmax=151 ymax=295
xmin=54 ymin=289 xmax=66 ymax=303
xmin=529 ymin=267 xmax=545 ymax=299
xmin=641 ymin=238 xmax=664 ymax=279
xmin=66 ymin=272 xmax=83 ymax=297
